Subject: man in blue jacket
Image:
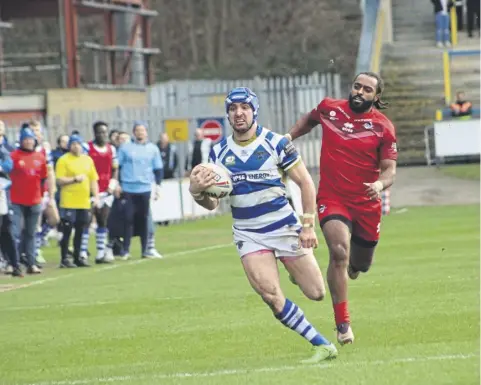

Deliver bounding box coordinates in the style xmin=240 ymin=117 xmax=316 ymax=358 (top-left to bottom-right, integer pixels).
xmin=0 ymin=121 xmax=14 ymax=152
xmin=108 ymin=122 xmax=163 ymax=260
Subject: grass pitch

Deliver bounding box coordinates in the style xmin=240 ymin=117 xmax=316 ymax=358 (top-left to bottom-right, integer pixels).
xmin=0 ymin=205 xmax=479 ymax=385
xmin=439 ymin=163 xmax=480 ymax=180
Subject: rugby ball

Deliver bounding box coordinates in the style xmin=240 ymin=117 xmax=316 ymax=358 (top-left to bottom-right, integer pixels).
xmin=199 ymin=163 xmax=233 ymax=199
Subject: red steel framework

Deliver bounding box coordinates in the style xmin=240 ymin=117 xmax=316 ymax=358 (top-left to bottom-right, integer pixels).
xmin=0 ymin=0 xmax=159 ymax=90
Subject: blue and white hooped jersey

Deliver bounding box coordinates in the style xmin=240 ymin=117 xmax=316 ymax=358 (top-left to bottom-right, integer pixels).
xmin=209 ymin=126 xmax=301 ymax=234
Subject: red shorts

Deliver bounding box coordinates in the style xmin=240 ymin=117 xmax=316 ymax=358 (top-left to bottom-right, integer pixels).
xmin=317 ymin=197 xmax=382 ymax=244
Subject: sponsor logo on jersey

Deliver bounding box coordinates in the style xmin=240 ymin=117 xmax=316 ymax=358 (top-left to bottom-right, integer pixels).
xmin=232 ymin=174 xmax=247 ymax=183
xmin=364 ymin=122 xmax=373 ymax=130
xmin=341 ymin=122 xmax=354 ymax=133
xmin=231 ymin=170 xmax=275 ymax=183
xmin=224 ymin=155 xmax=236 ymax=165
xmin=283 ymin=142 xmax=297 ymax=156
xmin=254 ymin=150 xmax=268 ymax=160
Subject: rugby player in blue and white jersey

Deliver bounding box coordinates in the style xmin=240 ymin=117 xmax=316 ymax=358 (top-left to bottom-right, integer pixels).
xmin=189 ymin=87 xmax=338 ymax=363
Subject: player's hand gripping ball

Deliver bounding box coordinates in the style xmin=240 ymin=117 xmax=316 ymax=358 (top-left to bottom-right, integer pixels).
xmin=198 ymin=163 xmax=233 ymax=199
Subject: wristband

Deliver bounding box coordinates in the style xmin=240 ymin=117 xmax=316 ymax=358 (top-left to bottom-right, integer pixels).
xmin=303 ymin=213 xmax=315 ymax=219
xmin=302 ymin=223 xmax=314 ymax=228
xmin=285 ymin=133 xmax=293 ymax=141
xmin=373 ymin=181 xmax=384 ymax=192
xmin=108 ymin=179 xmax=118 ymax=191
xmin=191 ymin=191 xmax=205 ymax=200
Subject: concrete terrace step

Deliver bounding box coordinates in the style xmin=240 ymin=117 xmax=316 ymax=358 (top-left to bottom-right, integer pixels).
xmin=384 ymin=58 xmax=479 ymax=71
xmin=386 ymin=38 xmax=480 ymax=49
xmin=393 ymin=32 xmax=436 ymax=41
xmin=384 ymin=46 xmax=448 ymax=56
xmin=397 ymin=117 xmax=436 ymax=125
xmin=383 ymin=63 xmax=444 ymax=73
xmin=382 ymin=68 xmax=446 ymax=80
xmin=399 ymin=134 xmax=426 ymax=147
xmin=386 ymin=38 xmax=481 ymax=51
xmin=384 ymin=90 xmax=480 ymax=103
xmin=393 ymin=31 xmax=436 ymax=40
xmin=383 ymin=94 xmax=445 ymax=104
xmin=382 ymin=68 xmax=479 ymax=81
xmin=396 ymin=152 xmax=427 ymax=166
xmin=382 ymin=87 xmax=445 ymax=98
xmin=385 ymin=103 xmax=440 ymax=118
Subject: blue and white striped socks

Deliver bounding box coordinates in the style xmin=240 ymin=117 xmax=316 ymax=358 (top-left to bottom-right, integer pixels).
xmin=276 ymin=298 xmax=330 ymax=346
xmin=146 ymin=232 xmax=155 ymax=251
xmin=35 ymin=232 xmax=42 ymax=256
xmin=80 ymin=229 xmax=89 ymax=256
xmin=96 ymin=227 xmax=108 ymax=257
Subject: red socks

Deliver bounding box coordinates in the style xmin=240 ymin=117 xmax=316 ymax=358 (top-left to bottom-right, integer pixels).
xmin=333 ymin=301 xmax=350 ymax=326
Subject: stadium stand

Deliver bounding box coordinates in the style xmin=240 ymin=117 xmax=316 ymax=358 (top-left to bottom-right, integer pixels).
xmin=373 ymin=0 xmax=480 ymax=165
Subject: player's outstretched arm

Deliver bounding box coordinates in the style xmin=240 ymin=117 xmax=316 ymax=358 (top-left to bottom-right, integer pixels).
xmin=189 ymin=165 xmax=219 ymax=211
xmin=286 ymin=114 xmax=318 ymax=141
xmin=286 ymin=159 xmax=318 ymax=249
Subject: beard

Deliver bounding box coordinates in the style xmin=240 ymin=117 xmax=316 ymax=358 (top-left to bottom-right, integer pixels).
xmin=348 ymin=93 xmax=374 ymax=113
xmin=230 ymin=117 xmax=254 ymax=134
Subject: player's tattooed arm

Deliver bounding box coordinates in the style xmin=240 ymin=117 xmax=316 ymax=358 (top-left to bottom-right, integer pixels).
xmin=286 ymin=114 xmax=318 ymax=141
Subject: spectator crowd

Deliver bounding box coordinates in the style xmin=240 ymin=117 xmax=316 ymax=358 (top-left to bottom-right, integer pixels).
xmin=0 ymin=119 xmax=197 ymax=277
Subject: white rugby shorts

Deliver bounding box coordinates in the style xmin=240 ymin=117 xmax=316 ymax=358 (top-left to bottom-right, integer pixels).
xmin=92 ymin=192 xmax=114 ymax=209
xmin=233 ymin=225 xmax=306 ymax=259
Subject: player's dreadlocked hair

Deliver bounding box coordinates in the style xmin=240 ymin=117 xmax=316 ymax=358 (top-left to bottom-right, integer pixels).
xmin=354 ymin=71 xmax=389 ymax=110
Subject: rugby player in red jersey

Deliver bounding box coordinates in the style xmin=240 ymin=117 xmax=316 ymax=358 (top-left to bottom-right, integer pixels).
xmin=88 ymin=121 xmax=118 ymax=264
xmin=286 ymin=72 xmax=398 ymax=346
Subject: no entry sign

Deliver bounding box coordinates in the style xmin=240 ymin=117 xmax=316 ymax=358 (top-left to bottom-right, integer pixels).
xmin=197 ymin=117 xmax=225 ymax=142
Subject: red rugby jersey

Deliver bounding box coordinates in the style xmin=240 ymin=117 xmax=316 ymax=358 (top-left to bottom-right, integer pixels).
xmin=88 ymin=141 xmax=115 ymax=193
xmin=309 ymin=97 xmax=397 ymax=203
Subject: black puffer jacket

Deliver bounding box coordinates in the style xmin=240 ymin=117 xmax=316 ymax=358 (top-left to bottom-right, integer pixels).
xmin=431 ymin=0 xmax=454 ymax=13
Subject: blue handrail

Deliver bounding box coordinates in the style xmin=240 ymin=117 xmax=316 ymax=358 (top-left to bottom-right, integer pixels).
xmin=355 ymin=0 xmax=381 ymax=74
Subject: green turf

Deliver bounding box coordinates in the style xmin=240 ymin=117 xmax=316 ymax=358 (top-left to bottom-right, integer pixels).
xmin=439 ymin=163 xmax=480 ymax=180
xmin=0 ymin=206 xmax=479 ymax=385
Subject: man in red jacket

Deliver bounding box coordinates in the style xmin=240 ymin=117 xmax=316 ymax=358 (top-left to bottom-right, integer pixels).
xmin=10 ymin=128 xmax=49 ymax=274
xmin=28 ymin=120 xmax=59 ymax=264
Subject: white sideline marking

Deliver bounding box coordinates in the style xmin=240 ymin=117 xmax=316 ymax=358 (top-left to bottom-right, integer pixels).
xmin=0 ymin=243 xmax=233 ymax=293
xmin=25 ymin=353 xmax=478 ymax=385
